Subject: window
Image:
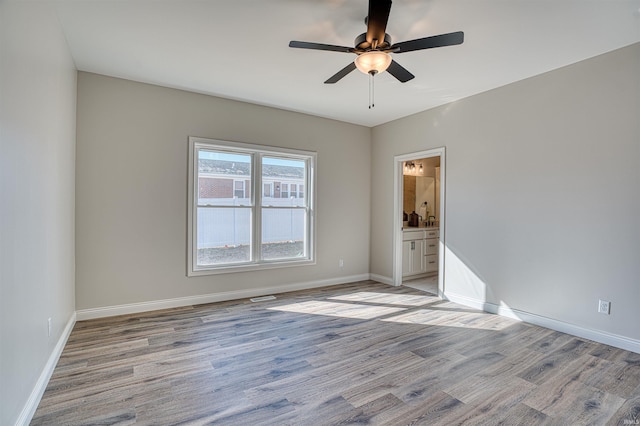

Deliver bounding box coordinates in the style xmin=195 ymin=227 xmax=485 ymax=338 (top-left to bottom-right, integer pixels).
xmin=263 ymin=183 xmax=272 ymax=198
xmin=188 ymin=137 xmax=315 ymax=275
xmin=233 ymin=180 xmax=246 ymax=198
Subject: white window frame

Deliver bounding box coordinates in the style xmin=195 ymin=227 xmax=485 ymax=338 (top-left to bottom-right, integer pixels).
xmin=187 ymin=137 xmax=316 ymax=276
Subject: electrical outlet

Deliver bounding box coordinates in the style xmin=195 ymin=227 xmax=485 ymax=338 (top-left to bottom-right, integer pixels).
xmin=47 ymin=317 xmax=52 ymax=337
xmin=598 ymin=300 xmax=610 ymax=315
xmin=338 ymin=258 xmax=344 ymax=269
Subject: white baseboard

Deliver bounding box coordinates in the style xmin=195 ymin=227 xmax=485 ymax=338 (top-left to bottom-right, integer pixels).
xmin=369 ymin=273 xmax=393 ymax=285
xmin=16 ymin=312 xmax=76 ymax=426
xmin=444 ymin=292 xmax=640 ymax=354
xmin=76 ymin=274 xmax=371 ymax=320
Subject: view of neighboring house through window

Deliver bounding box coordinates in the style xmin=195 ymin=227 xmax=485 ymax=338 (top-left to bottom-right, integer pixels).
xmin=188 ymin=137 xmax=315 ymax=275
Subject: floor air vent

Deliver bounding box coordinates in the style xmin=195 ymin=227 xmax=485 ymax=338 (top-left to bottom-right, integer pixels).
xmin=250 ymin=295 xmax=277 ymax=302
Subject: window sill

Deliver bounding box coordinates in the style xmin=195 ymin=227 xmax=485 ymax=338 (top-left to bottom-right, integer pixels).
xmin=187 ymin=258 xmax=316 ymax=277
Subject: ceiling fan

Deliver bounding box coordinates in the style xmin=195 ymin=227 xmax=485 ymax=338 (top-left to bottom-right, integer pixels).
xmin=289 ymin=0 xmax=464 ymax=85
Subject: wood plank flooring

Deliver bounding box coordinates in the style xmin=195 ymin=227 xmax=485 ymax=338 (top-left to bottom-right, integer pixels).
xmin=32 ymin=281 xmax=640 ymax=425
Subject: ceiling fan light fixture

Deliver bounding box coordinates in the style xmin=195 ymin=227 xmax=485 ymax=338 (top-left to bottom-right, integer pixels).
xmin=354 ymin=51 xmax=392 ymax=75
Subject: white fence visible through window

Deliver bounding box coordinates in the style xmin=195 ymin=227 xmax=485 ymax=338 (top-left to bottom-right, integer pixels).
xmin=197 ymin=197 xmax=305 ymax=249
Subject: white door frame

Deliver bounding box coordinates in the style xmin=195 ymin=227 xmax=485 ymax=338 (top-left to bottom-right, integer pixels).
xmin=392 ymin=147 xmax=446 ymax=297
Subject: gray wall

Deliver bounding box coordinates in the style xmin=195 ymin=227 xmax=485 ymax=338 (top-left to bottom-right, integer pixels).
xmin=0 ymin=2 xmax=77 ymax=424
xmin=75 ymin=72 xmax=371 ymax=310
xmin=371 ymin=43 xmax=640 ymax=341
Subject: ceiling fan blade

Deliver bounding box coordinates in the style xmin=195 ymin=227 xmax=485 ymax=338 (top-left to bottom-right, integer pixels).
xmin=386 ymin=60 xmax=414 ymax=83
xmin=391 ymin=31 xmax=464 ymax=53
xmin=366 ymin=0 xmax=392 ymax=47
xmin=324 ymin=62 xmax=357 ymax=84
xmin=289 ymin=41 xmax=353 ymax=53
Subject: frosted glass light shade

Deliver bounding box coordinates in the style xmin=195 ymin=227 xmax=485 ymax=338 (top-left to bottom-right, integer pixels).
xmin=354 ymin=51 xmax=392 ymax=75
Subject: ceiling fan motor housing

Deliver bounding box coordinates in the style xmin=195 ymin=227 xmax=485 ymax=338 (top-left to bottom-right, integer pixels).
xmin=355 ymin=32 xmax=392 ymax=51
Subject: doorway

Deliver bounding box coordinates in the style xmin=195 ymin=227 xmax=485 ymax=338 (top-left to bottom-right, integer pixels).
xmin=392 ymin=148 xmax=445 ymax=297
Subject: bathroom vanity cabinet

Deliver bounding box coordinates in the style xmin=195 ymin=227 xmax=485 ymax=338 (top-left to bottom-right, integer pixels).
xmin=402 ymin=228 xmax=439 ymax=277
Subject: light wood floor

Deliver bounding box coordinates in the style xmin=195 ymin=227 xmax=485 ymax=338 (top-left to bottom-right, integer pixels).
xmin=32 ymin=281 xmax=640 ymax=425
xmin=403 ymin=275 xmax=438 ymax=295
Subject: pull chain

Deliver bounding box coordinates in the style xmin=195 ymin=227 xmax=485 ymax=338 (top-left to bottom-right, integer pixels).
xmin=368 ymin=71 xmax=376 ymax=109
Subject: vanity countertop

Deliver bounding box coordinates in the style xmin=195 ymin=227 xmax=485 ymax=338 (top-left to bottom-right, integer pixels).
xmin=403 ymin=226 xmax=439 ymax=231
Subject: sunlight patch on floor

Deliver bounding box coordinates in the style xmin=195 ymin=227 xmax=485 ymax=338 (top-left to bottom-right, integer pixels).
xmin=382 ymin=308 xmax=511 ymax=331
xmin=269 ymin=300 xmax=406 ymax=320
xmin=328 ymin=291 xmax=439 ymax=307
xmin=433 ymin=301 xmax=481 ymax=312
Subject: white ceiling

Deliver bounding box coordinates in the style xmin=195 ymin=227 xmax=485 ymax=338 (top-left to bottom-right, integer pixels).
xmin=55 ymin=0 xmax=640 ymax=127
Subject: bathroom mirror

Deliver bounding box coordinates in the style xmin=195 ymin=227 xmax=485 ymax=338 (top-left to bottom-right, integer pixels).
xmin=403 ymin=157 xmax=440 ymax=226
